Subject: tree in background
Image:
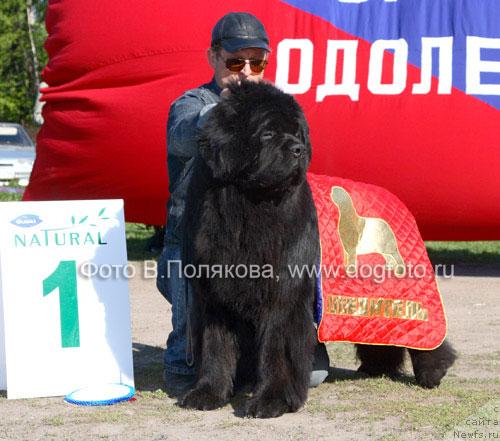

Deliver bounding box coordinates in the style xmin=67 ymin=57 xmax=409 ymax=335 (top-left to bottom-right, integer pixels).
xmin=0 ymin=0 xmax=47 ymax=124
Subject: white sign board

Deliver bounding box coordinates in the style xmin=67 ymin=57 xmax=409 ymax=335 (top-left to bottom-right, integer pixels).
xmin=0 ymin=200 xmax=134 ymax=399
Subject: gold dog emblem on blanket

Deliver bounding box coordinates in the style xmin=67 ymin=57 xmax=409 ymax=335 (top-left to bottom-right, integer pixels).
xmin=330 ymin=186 xmax=406 ymax=276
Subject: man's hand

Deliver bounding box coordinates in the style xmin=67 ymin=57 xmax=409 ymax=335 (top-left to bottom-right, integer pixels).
xmin=220 ymin=88 xmax=232 ymax=99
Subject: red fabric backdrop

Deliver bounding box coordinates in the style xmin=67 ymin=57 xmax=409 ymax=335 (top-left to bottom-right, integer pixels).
xmin=24 ymin=0 xmax=500 ymax=239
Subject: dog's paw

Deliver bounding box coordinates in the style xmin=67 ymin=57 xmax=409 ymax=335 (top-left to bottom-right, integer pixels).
xmin=179 ymin=384 xmax=228 ymax=410
xmin=414 ymin=368 xmax=447 ymax=389
xmin=244 ymin=395 xmax=298 ymax=418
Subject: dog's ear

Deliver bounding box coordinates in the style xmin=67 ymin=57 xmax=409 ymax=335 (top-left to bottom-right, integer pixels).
xmin=198 ymin=99 xmax=242 ymax=181
xmin=198 ymin=132 xmax=240 ymax=181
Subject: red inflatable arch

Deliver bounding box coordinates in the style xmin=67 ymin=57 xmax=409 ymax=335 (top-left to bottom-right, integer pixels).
xmin=24 ymin=0 xmax=500 ymax=240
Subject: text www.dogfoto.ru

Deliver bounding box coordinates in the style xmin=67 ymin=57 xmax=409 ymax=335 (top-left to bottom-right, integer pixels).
xmin=78 ymin=261 xmax=454 ymax=283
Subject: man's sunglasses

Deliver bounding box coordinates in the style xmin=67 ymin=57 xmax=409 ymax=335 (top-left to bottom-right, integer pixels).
xmin=224 ymin=58 xmax=268 ymax=74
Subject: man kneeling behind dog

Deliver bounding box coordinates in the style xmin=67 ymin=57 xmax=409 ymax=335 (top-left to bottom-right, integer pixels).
xmin=156 ymin=12 xmax=330 ymax=395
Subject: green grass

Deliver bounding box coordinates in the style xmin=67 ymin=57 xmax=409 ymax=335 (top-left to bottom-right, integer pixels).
xmin=0 ymin=180 xmax=24 ymax=201
xmin=123 ymin=223 xmax=500 ymax=264
xmin=0 ymin=191 xmax=22 ymax=202
xmin=425 ymin=241 xmax=500 ymax=264
xmin=125 ymin=223 xmax=158 ymax=261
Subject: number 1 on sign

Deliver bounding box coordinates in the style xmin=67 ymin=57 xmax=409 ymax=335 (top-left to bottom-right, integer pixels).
xmin=43 ymin=260 xmax=80 ymax=348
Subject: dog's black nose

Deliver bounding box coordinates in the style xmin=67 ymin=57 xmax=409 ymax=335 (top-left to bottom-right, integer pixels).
xmin=289 ymin=143 xmax=305 ymax=158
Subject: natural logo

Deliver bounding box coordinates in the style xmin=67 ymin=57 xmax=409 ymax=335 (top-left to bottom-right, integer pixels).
xmin=13 ymin=207 xmax=110 ymax=248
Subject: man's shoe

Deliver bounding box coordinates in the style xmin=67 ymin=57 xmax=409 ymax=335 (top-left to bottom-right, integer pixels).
xmin=163 ymin=370 xmax=196 ymax=397
xmin=309 ymin=342 xmax=330 ymax=388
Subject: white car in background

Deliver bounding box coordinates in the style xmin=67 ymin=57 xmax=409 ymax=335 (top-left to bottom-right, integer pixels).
xmin=0 ymin=123 xmax=36 ymax=186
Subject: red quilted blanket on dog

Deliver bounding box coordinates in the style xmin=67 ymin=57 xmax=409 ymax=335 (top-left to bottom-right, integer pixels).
xmin=308 ymin=173 xmax=447 ymax=350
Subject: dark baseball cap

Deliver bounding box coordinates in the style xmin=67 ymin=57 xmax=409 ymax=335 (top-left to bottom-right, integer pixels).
xmin=211 ymin=12 xmax=271 ymax=53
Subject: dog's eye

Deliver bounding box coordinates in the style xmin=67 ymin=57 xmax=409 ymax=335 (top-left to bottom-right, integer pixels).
xmin=261 ymin=131 xmax=275 ymax=141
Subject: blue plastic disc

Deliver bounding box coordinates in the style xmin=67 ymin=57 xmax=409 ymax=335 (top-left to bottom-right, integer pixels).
xmin=64 ymin=383 xmax=135 ymax=406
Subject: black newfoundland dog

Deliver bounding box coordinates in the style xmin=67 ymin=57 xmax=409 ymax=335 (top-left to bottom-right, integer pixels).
xmin=178 ymin=81 xmax=457 ymax=418
xmin=180 ymin=81 xmax=319 ymax=418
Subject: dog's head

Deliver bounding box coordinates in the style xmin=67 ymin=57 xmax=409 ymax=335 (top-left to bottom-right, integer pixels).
xmin=199 ymin=81 xmax=311 ymax=193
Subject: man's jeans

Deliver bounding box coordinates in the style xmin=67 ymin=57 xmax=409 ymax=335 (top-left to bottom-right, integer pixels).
xmin=157 ymin=243 xmax=195 ymax=376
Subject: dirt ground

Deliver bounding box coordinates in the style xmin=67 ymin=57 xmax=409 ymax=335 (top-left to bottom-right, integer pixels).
xmin=1 ymin=262 xmax=499 ymax=441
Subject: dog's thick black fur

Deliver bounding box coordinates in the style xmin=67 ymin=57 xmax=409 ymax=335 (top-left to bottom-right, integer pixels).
xmin=179 ymin=81 xmax=319 ymax=418
xmin=356 ymin=339 xmax=457 ymax=388
xmin=177 ymin=81 xmax=456 ymax=417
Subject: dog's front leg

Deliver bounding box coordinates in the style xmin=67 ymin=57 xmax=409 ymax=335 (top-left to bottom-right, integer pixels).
xmin=245 ymin=306 xmax=315 ymax=418
xmin=180 ymin=311 xmax=237 ymax=410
